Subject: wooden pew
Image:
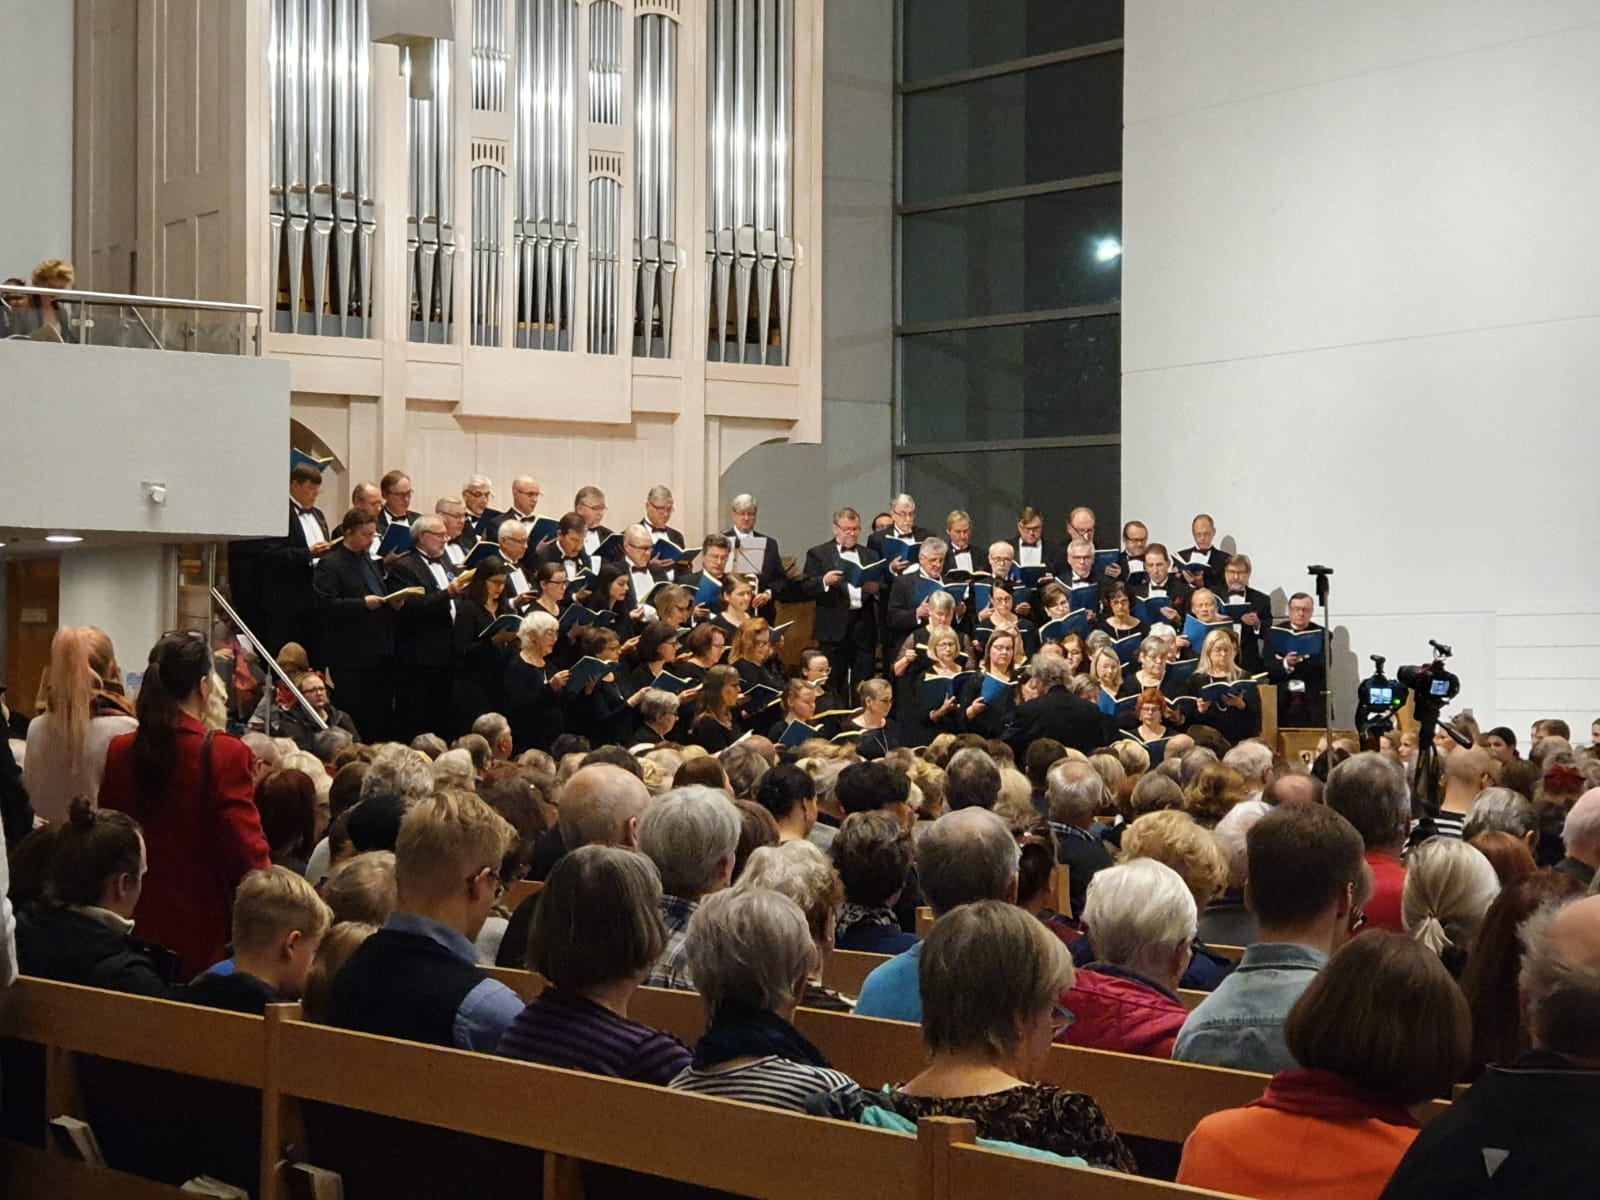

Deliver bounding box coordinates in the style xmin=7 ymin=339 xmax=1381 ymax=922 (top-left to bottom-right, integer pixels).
xmin=916 ymin=906 xmax=934 ymax=936
xmin=1178 ymin=989 xmax=1207 ymax=1011
xmin=0 ymin=976 xmax=1259 ymax=1200
xmin=1208 ymin=944 xmax=1246 ymax=963
xmin=824 ymin=949 xmax=889 ymax=996
xmin=504 ymin=877 xmax=544 ymax=910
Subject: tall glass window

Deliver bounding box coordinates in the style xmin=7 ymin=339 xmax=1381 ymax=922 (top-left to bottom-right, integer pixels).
xmin=895 ymin=1 xmax=1123 ymax=542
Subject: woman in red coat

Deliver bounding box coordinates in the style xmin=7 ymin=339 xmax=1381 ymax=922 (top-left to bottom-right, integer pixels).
xmin=99 ymin=632 xmax=270 ymax=979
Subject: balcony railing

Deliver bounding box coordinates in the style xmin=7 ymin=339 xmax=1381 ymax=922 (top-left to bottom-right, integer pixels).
xmin=0 ymin=285 xmax=262 ymax=356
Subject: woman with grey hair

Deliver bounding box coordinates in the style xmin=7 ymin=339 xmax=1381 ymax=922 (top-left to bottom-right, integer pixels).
xmin=1063 ymin=859 xmax=1196 ymax=1058
xmin=503 ymin=610 xmax=570 ymax=754
xmin=668 ymin=888 xmax=865 ymax=1112
xmin=1404 ymin=839 xmax=1500 ymax=977
xmin=1461 ymin=787 xmax=1540 ymax=851
xmin=831 ymin=811 xmax=919 ymax=955
xmin=497 ymin=845 xmax=690 ymax=1084
xmin=738 ymin=840 xmax=850 ymax=1010
xmin=880 ymin=901 xmax=1135 ymax=1170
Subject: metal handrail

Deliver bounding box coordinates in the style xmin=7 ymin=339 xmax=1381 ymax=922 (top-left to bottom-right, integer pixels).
xmin=210 ymin=587 xmax=329 ymax=736
xmin=0 ymin=284 xmax=263 ymax=315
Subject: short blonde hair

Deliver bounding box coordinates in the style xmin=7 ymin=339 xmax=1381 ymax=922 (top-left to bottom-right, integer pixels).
xmin=736 ymin=840 xmax=844 ymax=944
xmin=1119 ymin=809 xmax=1230 ymax=909
xmin=394 ymin=790 xmax=517 ymax=901
xmin=1112 ymin=739 xmax=1151 ymax=776
xmin=231 ymin=865 xmax=332 ymax=955
xmin=323 ymin=851 xmax=398 ymax=925
xmin=32 ymin=258 xmax=75 ymax=288
xmin=921 ymin=900 xmax=1072 ymax=1059
xmin=302 ymin=921 xmax=378 ymax=1023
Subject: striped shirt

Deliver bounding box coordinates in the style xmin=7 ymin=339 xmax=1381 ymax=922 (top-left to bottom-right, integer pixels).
xmin=1431 ymin=812 xmax=1466 ymax=840
xmin=668 ymin=1056 xmax=864 ymax=1113
xmin=496 ymin=989 xmax=690 ymax=1086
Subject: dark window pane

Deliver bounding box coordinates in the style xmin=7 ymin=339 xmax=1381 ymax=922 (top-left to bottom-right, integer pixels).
xmin=902 ymin=55 xmax=1122 ymax=203
xmin=900 ymin=185 xmax=1121 ymax=325
xmin=903 ymin=0 xmax=1124 ymax=83
xmin=900 ymin=445 xmax=1120 ymax=549
xmin=900 ymin=316 xmax=1119 ymax=444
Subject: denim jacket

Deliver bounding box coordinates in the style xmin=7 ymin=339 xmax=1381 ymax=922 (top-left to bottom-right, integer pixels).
xmin=1171 ymin=942 xmax=1327 ymax=1075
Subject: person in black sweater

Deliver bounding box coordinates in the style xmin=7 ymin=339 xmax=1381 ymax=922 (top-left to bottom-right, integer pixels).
xmin=15 ymin=800 xmax=177 ymax=996
xmin=185 ymin=866 xmax=332 ymax=1014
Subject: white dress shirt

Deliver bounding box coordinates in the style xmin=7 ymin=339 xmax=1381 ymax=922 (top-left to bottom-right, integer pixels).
xmin=295 ymin=508 xmax=325 ymax=563
xmin=838 ymin=545 xmax=863 ymax=610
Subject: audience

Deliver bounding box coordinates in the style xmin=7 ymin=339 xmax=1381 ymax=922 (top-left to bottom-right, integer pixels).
xmin=1383 ymin=895 xmax=1600 ymax=1196
xmin=638 ymin=785 xmax=742 ymax=990
xmin=1044 ymin=760 xmax=1112 ymax=918
xmin=185 ymin=866 xmax=331 ymax=1012
xmin=1555 ymin=788 xmax=1600 ymax=887
xmin=1064 ymin=859 xmax=1195 ymax=1058
xmin=1178 ymin=931 xmax=1469 ymax=1199
xmin=830 ymin=811 xmax=919 ymax=954
xmin=669 ymin=889 xmax=864 ymax=1112
xmin=323 ymin=850 xmax=398 ymax=925
xmin=879 ymin=901 xmax=1136 ymax=1170
xmin=736 ymin=839 xmax=850 ymax=1010
xmin=15 ymin=799 xmax=172 ymax=996
xmin=326 ymin=791 xmax=522 ymax=1051
xmin=755 ymin=763 xmax=818 ymax=843
xmin=1174 ymin=804 xmax=1368 ymax=1073
xmin=23 ymin=625 xmax=136 ymax=821
xmin=98 ymin=632 xmax=271 ymax=978
xmin=1325 ymin=751 xmax=1411 ymax=933
xmin=854 ymin=807 xmax=1019 ymax=1022
xmin=1115 ymin=809 xmax=1234 ymax=990
xmin=1401 ymin=839 xmax=1499 ymax=978
xmin=497 ymin=845 xmax=691 ymax=1083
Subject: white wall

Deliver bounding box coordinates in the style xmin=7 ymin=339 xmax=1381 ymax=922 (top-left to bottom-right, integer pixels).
xmin=58 ymin=547 xmax=170 ymax=690
xmin=0 ymin=0 xmax=73 ymax=275
xmin=0 ymin=340 xmax=289 ymax=541
xmin=717 ymin=0 xmax=894 ymax=556
xmin=1123 ymin=1 xmax=1600 ymax=736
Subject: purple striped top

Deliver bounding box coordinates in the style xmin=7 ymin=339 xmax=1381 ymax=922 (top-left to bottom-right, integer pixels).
xmin=496 ymin=988 xmax=691 ymax=1086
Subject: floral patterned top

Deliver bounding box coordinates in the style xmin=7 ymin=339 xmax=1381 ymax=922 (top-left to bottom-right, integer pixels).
xmin=882 ymin=1084 xmax=1136 ymax=1172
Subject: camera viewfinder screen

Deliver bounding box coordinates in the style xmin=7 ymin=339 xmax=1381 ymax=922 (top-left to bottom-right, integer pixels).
xmin=1370 ymin=686 xmax=1393 ymax=706
xmin=1430 ymin=679 xmax=1451 ymax=697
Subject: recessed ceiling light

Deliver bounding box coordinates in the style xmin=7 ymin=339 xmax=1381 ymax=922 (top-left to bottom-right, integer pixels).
xmin=46 ymin=534 xmax=83 ymax=544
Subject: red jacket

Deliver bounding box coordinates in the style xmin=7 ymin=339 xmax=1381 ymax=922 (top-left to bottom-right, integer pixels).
xmin=99 ymin=715 xmax=271 ymax=978
xmin=1060 ymin=965 xmax=1187 ymax=1059
xmin=1363 ymin=849 xmax=1406 ymax=933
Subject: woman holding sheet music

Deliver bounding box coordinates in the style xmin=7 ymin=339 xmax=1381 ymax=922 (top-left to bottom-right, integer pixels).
xmin=976 ymin=581 xmax=1036 ymax=655
xmin=729 ymin=620 xmax=786 ymax=695
xmin=503 ymin=611 xmax=571 ymax=753
xmin=1100 ymin=583 xmax=1149 ymax=640
xmin=590 ymin=564 xmax=641 ymax=643
xmin=1093 ymin=648 xmax=1136 ymax=707
xmin=686 ymin=664 xmax=743 ymax=753
xmin=1190 ymin=629 xmax=1262 ymax=744
xmin=960 ymin=629 xmax=1022 ymax=740
xmin=452 ymin=556 xmax=516 ymax=734
xmin=840 ymin=679 xmax=896 ymax=760
xmin=911 ymin=628 xmax=969 ymax=745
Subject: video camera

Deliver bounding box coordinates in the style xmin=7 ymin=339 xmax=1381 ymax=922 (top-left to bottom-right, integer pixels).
xmin=1397 ymin=640 xmax=1461 ymax=713
xmin=1355 ymin=655 xmax=1408 ymax=740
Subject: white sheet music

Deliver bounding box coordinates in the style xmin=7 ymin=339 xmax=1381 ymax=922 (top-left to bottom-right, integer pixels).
xmin=731 ymin=536 xmax=768 ymax=576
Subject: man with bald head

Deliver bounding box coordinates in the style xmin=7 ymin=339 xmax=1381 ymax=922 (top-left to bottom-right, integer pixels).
xmin=491 ymin=475 xmax=543 ymax=541
xmin=1416 ymin=746 xmax=1500 ymax=843
xmin=1555 ymin=789 xmax=1600 ymax=888
xmin=1382 ymin=894 xmax=1600 ymax=1197
xmin=496 ymin=763 xmax=653 ymax=967
xmin=854 ymin=807 xmax=1020 ymax=1023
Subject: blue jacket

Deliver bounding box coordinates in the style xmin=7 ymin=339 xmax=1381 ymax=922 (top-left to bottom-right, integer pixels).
xmin=853 ymin=942 xmax=924 ymax=1023
xmin=1172 ymin=942 xmax=1326 ymax=1074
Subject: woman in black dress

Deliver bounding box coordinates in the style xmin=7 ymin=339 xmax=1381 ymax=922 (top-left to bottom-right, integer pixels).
xmin=503 ymin=610 xmax=571 ymax=753
xmin=452 ymin=556 xmax=515 ymax=734
xmin=687 ymin=664 xmax=743 ymax=753
xmin=960 ymin=627 xmax=1022 ymax=740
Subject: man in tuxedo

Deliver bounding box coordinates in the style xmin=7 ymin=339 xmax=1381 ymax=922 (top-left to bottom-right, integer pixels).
xmin=496 ymin=523 xmax=535 ymax=613
xmin=533 ymin=513 xmax=593 ymax=587
xmin=491 ymin=476 xmax=543 ymax=543
xmin=1065 ymin=506 xmax=1097 ymax=548
xmin=351 ymin=481 xmax=383 ymax=521
xmin=885 ymin=537 xmax=947 ymax=647
xmin=620 ymin=524 xmax=669 ymax=611
xmin=1136 ymin=543 xmax=1192 ymax=630
xmin=1101 ymin=520 xmax=1149 ymax=587
xmin=1222 ymin=554 xmax=1275 ymax=672
xmin=1178 ymin=512 xmax=1231 ymax=591
xmin=1268 ymin=592 xmax=1327 ymax=728
xmin=436 ymin=497 xmax=472 ymax=565
xmin=574 ymin=486 xmax=613 ymax=558
xmin=944 ymin=510 xmax=979 ymax=575
xmin=311 ymin=508 xmax=399 ymax=742
xmin=461 ymin=475 xmax=501 ymax=541
xmin=1009 ymin=506 xmax=1054 ymax=571
xmin=1004 ymin=654 xmax=1107 ymax=757
xmin=867 ymin=493 xmax=929 ymax=663
xmin=641 ymin=485 xmax=686 ymax=550
xmin=1057 ymin=539 xmax=1103 ymax=599
xmin=232 ymin=463 xmax=336 ymax=655
xmin=726 ymin=493 xmax=784 ymax=618
xmin=801 ymin=507 xmax=883 ymax=693
xmin=386 ymin=515 xmax=465 ymax=740
xmin=679 ymin=533 xmax=734 ymax=620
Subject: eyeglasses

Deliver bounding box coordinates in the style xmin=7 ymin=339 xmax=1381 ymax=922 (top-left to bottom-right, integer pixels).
xmin=470 ymin=867 xmax=505 ymax=899
xmin=1348 ymin=909 xmax=1368 ymax=933
xmin=1051 ymin=1002 xmax=1076 ymax=1040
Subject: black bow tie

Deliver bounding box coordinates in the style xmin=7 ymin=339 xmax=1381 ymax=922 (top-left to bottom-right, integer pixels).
xmin=424 ymin=555 xmax=445 ymax=566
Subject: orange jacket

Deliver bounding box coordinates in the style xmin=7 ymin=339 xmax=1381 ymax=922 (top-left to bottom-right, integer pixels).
xmin=1177 ymin=1104 xmax=1418 ymax=1199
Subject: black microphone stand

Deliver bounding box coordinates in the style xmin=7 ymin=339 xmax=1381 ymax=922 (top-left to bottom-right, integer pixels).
xmin=1308 ymin=566 xmax=1334 ymax=761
